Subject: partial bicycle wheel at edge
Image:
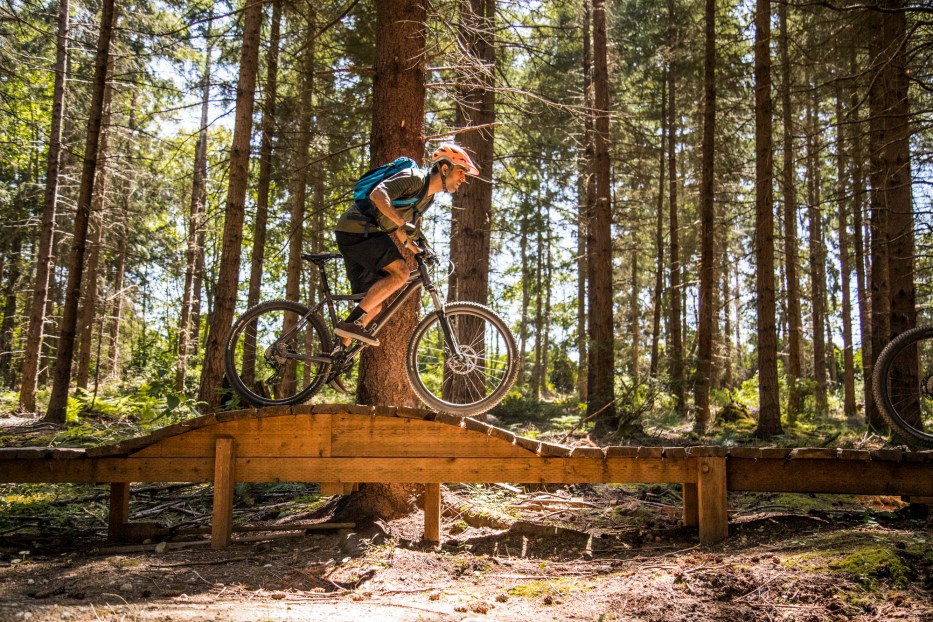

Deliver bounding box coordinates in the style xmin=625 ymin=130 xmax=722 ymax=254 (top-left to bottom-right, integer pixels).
xmin=872 ymin=325 xmax=933 ymax=448
xmin=225 ymin=299 xmax=332 ymax=407
xmin=407 ymin=302 xmax=518 ymax=417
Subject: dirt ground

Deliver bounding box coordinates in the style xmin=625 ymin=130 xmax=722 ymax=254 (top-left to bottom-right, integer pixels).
xmin=1 ymin=482 xmax=931 ymax=622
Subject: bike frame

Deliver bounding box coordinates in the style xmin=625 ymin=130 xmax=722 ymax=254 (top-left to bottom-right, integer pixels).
xmin=281 ymin=250 xmax=462 ymax=368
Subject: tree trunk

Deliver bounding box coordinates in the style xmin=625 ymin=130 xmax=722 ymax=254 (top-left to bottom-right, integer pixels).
xmin=849 ymin=43 xmax=871 ymax=420
xmin=694 ymin=0 xmax=716 ymax=432
xmin=45 ymin=0 xmax=117 ymax=423
xmin=356 ymin=0 xmax=427 ymax=412
xmin=283 ymin=2 xmax=317 ymax=396
xmin=346 ymin=0 xmax=429 ymax=524
xmin=76 ymin=61 xmax=115 ymax=392
xmin=629 ymin=240 xmax=640 ymax=381
xmin=578 ymin=0 xmax=593 ymax=401
xmin=667 ymin=0 xmax=685 ymax=415
xmin=835 ymin=85 xmax=857 ymax=420
xmin=806 ymin=93 xmax=828 ymax=417
xmin=241 ymin=0 xmax=282 ymax=391
xmin=588 ymin=0 xmax=616 ymax=432
xmin=753 ymin=0 xmax=781 ymax=438
xmin=197 ymin=0 xmax=264 ymax=412
xmin=449 ymin=0 xmax=495 ymax=308
xmin=0 ymin=236 xmax=22 ymax=387
xmin=178 ymin=12 xmax=214 ymax=393
xmin=871 ymin=0 xmax=917 ymax=429
xmin=20 ymin=0 xmax=69 ymax=412
xmin=779 ymin=0 xmax=803 ymax=424
xmin=649 ymin=78 xmax=666 ymax=379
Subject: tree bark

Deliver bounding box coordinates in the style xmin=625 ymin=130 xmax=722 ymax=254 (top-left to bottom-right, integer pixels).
xmin=778 ymin=0 xmax=803 ymax=424
xmin=588 ymin=0 xmax=616 ymax=432
xmin=667 ymin=0 xmax=685 ymax=415
xmin=753 ymin=0 xmax=782 ymax=438
xmin=348 ymin=0 xmax=429 ymax=524
xmin=806 ymin=93 xmax=828 ymax=416
xmin=835 ymin=85 xmax=857 ymax=420
xmin=694 ymin=0 xmax=717 ymax=432
xmin=20 ymin=0 xmax=69 ymax=412
xmin=870 ymin=0 xmax=916 ymax=429
xmin=356 ymin=0 xmax=427 ymax=412
xmin=282 ymin=1 xmax=317 ymax=397
xmin=649 ymin=78 xmax=666 ymax=380
xmin=76 ymin=60 xmax=115 ymax=392
xmin=197 ymin=0 xmax=264 ymax=412
xmin=178 ymin=11 xmax=215 ymax=393
xmin=0 ymin=236 xmax=22 ymax=387
xmin=578 ymin=0 xmax=593 ymax=401
xmin=449 ymin=0 xmax=495 ymax=308
xmin=241 ymin=0 xmax=282 ymax=391
xmin=45 ymin=0 xmax=117 ymax=423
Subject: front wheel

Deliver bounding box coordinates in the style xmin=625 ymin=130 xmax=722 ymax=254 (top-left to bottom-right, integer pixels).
xmin=407 ymin=302 xmax=518 ymax=416
xmin=225 ymin=299 xmax=332 ymax=407
xmin=872 ymin=325 xmax=933 ymax=448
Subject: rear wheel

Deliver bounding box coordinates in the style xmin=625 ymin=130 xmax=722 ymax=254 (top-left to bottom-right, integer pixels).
xmin=225 ymin=299 xmax=332 ymax=407
xmin=406 ymin=302 xmax=518 ymax=416
xmin=872 ymin=325 xmax=933 ymax=448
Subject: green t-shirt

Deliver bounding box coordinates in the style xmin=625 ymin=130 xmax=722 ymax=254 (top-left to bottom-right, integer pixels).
xmin=335 ymin=168 xmax=434 ymax=235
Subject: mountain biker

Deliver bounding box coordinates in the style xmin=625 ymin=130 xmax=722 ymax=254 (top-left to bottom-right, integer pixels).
xmin=333 ymin=143 xmax=480 ymax=349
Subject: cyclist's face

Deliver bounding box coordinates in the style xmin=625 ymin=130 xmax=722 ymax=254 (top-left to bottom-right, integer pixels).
xmin=446 ymin=165 xmax=468 ymax=193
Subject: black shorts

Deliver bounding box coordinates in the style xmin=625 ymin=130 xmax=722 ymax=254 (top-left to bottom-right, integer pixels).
xmin=335 ymin=231 xmax=403 ymax=294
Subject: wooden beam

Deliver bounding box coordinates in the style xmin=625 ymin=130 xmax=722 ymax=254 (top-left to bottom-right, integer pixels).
xmin=211 ymin=437 xmax=235 ymax=549
xmin=423 ymin=483 xmax=441 ymax=543
xmin=697 ymin=458 xmax=728 ymax=545
xmin=682 ymin=482 xmax=698 ymax=527
xmin=107 ymin=482 xmax=130 ymax=540
xmin=727 ymin=459 xmax=933 ymax=497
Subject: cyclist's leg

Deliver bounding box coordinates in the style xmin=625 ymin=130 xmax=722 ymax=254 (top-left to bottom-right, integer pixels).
xmin=359 ymin=259 xmax=408 ymax=324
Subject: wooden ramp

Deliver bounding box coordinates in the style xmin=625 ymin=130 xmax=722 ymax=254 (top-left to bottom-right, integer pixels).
xmin=1 ymin=405 xmax=931 ymax=548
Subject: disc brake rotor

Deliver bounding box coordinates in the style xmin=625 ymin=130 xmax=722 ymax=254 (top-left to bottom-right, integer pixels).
xmin=446 ymin=345 xmax=479 ymax=375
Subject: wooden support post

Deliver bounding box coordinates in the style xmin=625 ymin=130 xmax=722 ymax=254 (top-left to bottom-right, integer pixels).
xmin=423 ymin=483 xmax=441 ymax=543
xmin=682 ymin=482 xmax=698 ymax=527
xmin=342 ymin=482 xmax=356 ymax=494
xmin=211 ymin=437 xmax=235 ymax=549
xmin=320 ymin=482 xmax=344 ymax=496
xmin=108 ymin=482 xmax=131 ymax=540
xmin=697 ymin=457 xmax=728 ymax=544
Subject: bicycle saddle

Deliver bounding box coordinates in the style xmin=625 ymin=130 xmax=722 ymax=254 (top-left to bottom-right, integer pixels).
xmin=302 ymin=252 xmax=343 ymax=263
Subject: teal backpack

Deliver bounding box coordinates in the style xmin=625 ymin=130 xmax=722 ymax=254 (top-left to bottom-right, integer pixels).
xmin=352 ymin=157 xmax=429 ymax=224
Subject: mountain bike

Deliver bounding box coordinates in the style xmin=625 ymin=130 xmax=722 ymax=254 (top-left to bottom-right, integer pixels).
xmin=223 ymin=239 xmax=519 ymax=417
xmin=872 ymin=325 xmax=933 ymax=448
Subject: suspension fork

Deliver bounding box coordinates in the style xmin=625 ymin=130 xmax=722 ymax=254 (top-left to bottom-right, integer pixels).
xmin=418 ymin=255 xmax=463 ymax=358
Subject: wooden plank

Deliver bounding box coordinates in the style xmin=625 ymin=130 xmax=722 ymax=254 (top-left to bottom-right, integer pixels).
xmin=132 ymin=414 xmax=332 ymax=459
xmin=682 ymin=483 xmax=699 ymax=527
xmin=637 ymin=447 xmax=664 ymax=459
xmin=423 ymin=483 xmax=441 ymax=543
xmin=836 ymin=449 xmax=871 ymax=461
xmin=211 ymin=437 xmax=236 ymax=549
xmin=0 ymin=456 xmax=696 ymax=485
xmin=319 ymin=482 xmax=344 ymax=496
xmin=789 ymin=448 xmax=838 ymax=460
xmin=0 ymin=457 xmax=215 ymax=483
xmin=727 ymin=458 xmax=933 ymax=497
xmin=107 ymin=482 xmax=131 ymax=540
xmin=697 ymin=457 xmax=728 ymax=545
xmin=663 ymin=447 xmax=687 ymax=459
xmin=330 ymin=414 xmax=531 ymax=458
xmin=231 ymin=457 xmax=696 ymax=484
xmin=342 ymin=482 xmax=355 ymax=494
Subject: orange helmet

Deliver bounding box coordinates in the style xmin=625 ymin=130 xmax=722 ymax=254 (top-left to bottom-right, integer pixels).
xmin=431 ymin=143 xmax=479 ymax=176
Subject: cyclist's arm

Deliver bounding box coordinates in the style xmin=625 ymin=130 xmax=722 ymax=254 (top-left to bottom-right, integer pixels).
xmin=369 ymin=186 xmax=416 ymax=247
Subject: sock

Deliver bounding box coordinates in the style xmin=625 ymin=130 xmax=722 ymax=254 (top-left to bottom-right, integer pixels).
xmin=345 ymin=305 xmax=365 ymax=324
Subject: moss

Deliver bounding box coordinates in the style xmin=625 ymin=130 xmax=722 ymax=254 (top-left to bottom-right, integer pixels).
xmin=507 ymin=578 xmax=591 ymax=599
xmin=831 ymin=546 xmax=911 ymax=589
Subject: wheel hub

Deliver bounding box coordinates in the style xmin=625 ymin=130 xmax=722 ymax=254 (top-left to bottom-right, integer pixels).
xmin=446 ymin=346 xmax=479 ymax=375
xmin=923 ymin=373 xmax=933 ymax=399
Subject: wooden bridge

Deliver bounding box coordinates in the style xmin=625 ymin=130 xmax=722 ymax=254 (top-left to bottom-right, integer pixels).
xmin=1 ymin=405 xmax=931 ymax=548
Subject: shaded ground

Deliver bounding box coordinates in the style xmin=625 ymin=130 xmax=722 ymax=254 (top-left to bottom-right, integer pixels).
xmin=1 ymin=480 xmax=931 ymax=622
xmin=2 ymin=405 xmax=931 ymax=621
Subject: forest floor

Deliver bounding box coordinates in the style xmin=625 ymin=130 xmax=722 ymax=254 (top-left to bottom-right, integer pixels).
xmin=1 ymin=401 xmax=931 ymax=621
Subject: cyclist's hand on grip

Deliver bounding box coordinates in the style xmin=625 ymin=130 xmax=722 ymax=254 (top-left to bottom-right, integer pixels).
xmin=400 ymin=221 xmax=418 ymax=236
xmin=404 ymin=237 xmax=424 ymax=254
